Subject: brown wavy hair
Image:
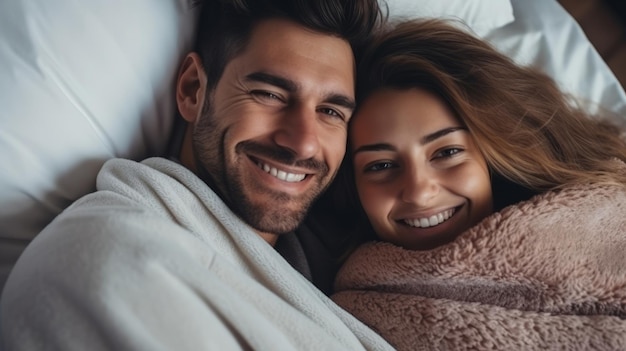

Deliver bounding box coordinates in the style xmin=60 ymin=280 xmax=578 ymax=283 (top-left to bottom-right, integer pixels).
xmin=353 ymin=19 xmax=626 ymax=192
xmin=310 ymin=19 xmax=626 ymax=257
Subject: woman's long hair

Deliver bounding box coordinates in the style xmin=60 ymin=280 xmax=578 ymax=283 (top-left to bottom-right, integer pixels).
xmin=354 ymin=19 xmax=626 ymax=191
xmin=315 ymin=18 xmax=626 ymax=256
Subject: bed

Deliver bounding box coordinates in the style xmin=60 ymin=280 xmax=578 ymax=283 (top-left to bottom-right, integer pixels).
xmin=1 ymin=0 xmax=625 ymax=296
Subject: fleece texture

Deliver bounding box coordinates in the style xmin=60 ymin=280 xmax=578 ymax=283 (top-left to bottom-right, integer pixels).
xmin=333 ymin=163 xmax=626 ymax=350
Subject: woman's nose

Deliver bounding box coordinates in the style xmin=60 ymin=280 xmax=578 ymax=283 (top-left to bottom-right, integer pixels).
xmin=400 ymin=166 xmax=439 ymax=207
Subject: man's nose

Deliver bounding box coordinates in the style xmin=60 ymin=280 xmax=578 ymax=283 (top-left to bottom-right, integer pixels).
xmin=401 ymin=166 xmax=439 ymax=207
xmin=272 ymin=105 xmax=320 ymax=159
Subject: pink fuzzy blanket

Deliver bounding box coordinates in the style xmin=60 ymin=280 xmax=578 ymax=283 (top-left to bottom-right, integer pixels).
xmin=333 ymin=175 xmax=626 ymax=350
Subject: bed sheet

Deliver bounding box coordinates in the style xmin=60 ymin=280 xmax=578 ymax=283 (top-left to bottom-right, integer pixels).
xmin=485 ymin=0 xmax=626 ymax=127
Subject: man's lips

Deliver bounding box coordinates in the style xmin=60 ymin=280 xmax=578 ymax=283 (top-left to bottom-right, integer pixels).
xmin=238 ymin=141 xmax=326 ymax=184
xmin=255 ymin=159 xmax=306 ymax=183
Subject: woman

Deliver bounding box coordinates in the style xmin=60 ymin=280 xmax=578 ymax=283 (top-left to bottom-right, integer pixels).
xmin=329 ymin=19 xmax=626 ymax=350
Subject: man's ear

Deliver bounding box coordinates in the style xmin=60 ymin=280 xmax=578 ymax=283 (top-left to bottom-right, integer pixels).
xmin=176 ymin=52 xmax=207 ymax=123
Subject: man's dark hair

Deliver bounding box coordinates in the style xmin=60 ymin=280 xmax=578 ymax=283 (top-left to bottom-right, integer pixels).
xmin=194 ymin=0 xmax=385 ymax=90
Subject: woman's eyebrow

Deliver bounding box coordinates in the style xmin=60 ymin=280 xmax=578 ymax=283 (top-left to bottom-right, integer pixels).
xmin=353 ymin=143 xmax=395 ymax=156
xmin=420 ymin=126 xmax=466 ymax=145
xmin=352 ymin=126 xmax=466 ymax=156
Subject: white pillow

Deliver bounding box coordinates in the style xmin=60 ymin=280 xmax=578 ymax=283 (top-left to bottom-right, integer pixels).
xmin=0 ymin=0 xmax=200 ymax=288
xmin=484 ymin=0 xmax=626 ymax=127
xmin=385 ymin=0 xmax=515 ymax=36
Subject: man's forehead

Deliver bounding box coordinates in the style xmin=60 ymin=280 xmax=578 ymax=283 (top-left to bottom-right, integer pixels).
xmin=245 ymin=18 xmax=354 ymax=59
xmin=228 ymin=19 xmax=356 ymax=97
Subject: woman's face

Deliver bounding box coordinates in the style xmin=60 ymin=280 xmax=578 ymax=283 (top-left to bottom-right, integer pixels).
xmin=350 ymin=88 xmax=493 ymax=250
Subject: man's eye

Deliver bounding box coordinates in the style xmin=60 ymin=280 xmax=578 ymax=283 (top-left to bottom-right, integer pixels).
xmin=318 ymin=107 xmax=344 ymax=120
xmin=250 ymin=90 xmax=282 ymax=101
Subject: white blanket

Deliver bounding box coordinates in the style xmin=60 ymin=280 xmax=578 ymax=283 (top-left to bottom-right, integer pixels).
xmin=1 ymin=157 xmax=393 ymax=351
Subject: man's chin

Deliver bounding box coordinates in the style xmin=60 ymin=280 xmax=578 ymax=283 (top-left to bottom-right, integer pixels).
xmin=260 ymin=212 xmax=307 ymax=234
xmin=228 ymin=175 xmax=325 ymax=234
xmin=239 ymin=202 xmax=310 ymax=235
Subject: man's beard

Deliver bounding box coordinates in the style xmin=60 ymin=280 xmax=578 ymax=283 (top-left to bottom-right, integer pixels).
xmin=191 ymin=103 xmax=331 ymax=235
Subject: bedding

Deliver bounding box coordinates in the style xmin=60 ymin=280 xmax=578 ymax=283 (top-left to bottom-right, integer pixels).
xmin=0 ymin=0 xmax=515 ymax=291
xmin=1 ymin=157 xmax=394 ymax=350
xmin=485 ymin=0 xmax=626 ymax=123
xmin=384 ymin=0 xmax=514 ymax=36
xmin=332 ymin=160 xmax=626 ymax=350
xmin=0 ymin=0 xmax=625 ymax=291
xmin=0 ymin=0 xmax=201 ymax=290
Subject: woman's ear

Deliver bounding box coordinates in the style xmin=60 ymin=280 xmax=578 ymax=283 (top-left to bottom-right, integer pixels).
xmin=176 ymin=52 xmax=207 ymax=123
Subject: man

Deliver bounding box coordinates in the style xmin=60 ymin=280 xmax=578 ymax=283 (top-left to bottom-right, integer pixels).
xmin=1 ymin=0 xmax=393 ymax=350
xmin=171 ymin=1 xmax=367 ymax=292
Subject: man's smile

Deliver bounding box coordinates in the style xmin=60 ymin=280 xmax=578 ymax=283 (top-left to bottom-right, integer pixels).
xmin=255 ymin=159 xmax=307 ymax=182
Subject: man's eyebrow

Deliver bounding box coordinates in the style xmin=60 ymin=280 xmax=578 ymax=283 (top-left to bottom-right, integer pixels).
xmin=325 ymin=94 xmax=356 ymax=112
xmin=245 ymin=71 xmax=356 ymax=111
xmin=353 ymin=127 xmax=466 ymax=156
xmin=245 ymin=72 xmax=297 ymax=92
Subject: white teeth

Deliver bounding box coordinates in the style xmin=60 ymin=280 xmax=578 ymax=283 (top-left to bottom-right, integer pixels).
xmin=428 ymin=215 xmax=438 ymax=226
xmin=257 ymin=162 xmax=305 ymax=182
xmin=404 ymin=209 xmax=455 ymax=228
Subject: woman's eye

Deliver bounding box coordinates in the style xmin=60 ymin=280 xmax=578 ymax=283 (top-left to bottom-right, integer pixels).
xmin=365 ymin=162 xmax=395 ymax=172
xmin=434 ymin=147 xmax=462 ymax=159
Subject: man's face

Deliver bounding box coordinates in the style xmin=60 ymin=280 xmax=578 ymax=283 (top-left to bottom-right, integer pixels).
xmin=192 ymin=18 xmax=356 ymax=238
